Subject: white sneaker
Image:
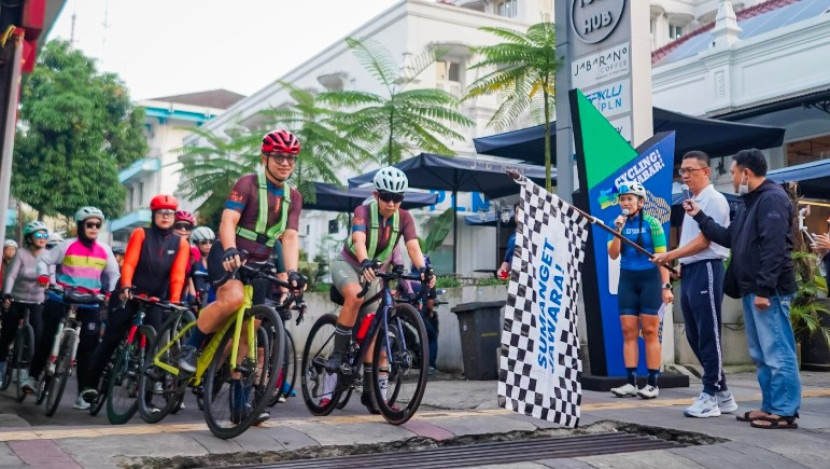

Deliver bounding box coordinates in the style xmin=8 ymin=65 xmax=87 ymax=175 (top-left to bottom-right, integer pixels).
xmin=21 ymin=377 xmax=37 ymax=394
xmin=610 ymin=383 xmax=639 ymax=397
xmin=638 ymin=385 xmax=659 ymax=399
xmin=684 ymin=392 xmax=721 ymax=418
xmin=716 ymin=390 xmax=738 ymax=414
xmin=73 ymin=395 xmax=91 ymax=410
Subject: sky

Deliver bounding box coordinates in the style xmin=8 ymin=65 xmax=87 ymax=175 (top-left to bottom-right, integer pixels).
xmin=46 ymin=0 xmax=410 ymax=101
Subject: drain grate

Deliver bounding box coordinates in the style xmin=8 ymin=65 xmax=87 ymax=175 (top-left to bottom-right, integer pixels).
xmin=231 ymin=432 xmax=684 ymax=469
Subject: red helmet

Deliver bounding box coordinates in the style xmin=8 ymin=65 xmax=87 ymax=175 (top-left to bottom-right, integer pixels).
xmin=262 ymin=130 xmax=300 ymax=155
xmin=149 ymin=194 xmax=178 ymax=211
xmin=174 ymin=210 xmax=196 ymax=225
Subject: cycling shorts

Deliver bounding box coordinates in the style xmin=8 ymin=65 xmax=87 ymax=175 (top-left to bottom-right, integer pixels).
xmin=330 ymin=254 xmax=380 ymax=317
xmin=617 ymin=267 xmax=662 ymax=316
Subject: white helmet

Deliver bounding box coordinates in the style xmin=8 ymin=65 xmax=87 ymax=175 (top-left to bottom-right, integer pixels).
xmin=373 ymin=166 xmax=408 ymax=194
xmin=617 ymin=181 xmax=647 ymax=199
xmin=190 ymin=226 xmax=216 ymax=244
xmin=3 ymin=239 xmax=17 ymax=249
xmin=46 ymin=232 xmax=64 ymax=248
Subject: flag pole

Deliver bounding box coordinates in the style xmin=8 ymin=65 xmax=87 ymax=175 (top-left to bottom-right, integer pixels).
xmin=506 ymin=170 xmax=679 ymax=277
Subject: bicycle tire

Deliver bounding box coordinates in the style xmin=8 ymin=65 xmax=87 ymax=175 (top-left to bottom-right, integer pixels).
xmin=106 ymin=325 xmax=154 ymax=424
xmin=269 ymin=328 xmax=296 ymax=407
xmin=34 ymin=373 xmax=48 ymax=405
xmin=372 ymin=303 xmax=428 ymax=425
xmin=0 ymin=345 xmax=12 ymax=391
xmin=89 ymin=359 xmax=111 ymax=416
xmin=138 ymin=311 xmax=192 ymax=423
xmin=44 ymin=335 xmax=74 ymax=417
xmin=300 ymin=313 xmax=345 ymax=416
xmin=169 ymin=310 xmax=197 ymax=416
xmin=203 ymin=305 xmax=282 ymax=440
xmin=14 ymin=324 xmax=35 ymax=402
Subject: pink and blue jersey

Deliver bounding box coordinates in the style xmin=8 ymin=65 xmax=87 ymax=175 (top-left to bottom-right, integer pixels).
xmin=37 ymin=239 xmax=120 ymax=295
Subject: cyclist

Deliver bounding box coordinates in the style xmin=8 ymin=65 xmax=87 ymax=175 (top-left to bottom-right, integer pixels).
xmin=398 ymin=256 xmax=439 ymax=375
xmin=0 ymin=221 xmax=49 ymax=386
xmin=2 ymin=240 xmax=18 ymax=289
xmin=178 ymin=129 xmax=304 ymax=423
xmin=45 ymin=233 xmax=64 ymax=250
xmin=172 ymin=210 xmax=199 ymax=304
xmin=80 ymin=194 xmax=190 ymax=405
xmin=607 ymin=181 xmax=672 ymax=399
xmin=112 ymin=247 xmax=126 ymax=268
xmin=189 ymin=226 xmax=216 ymax=307
xmin=32 ymin=207 xmax=120 ymax=410
xmin=327 ymin=166 xmax=434 ymax=414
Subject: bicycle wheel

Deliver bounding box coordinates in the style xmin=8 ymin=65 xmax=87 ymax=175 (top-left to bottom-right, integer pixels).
xmin=44 ymin=335 xmax=74 ymax=417
xmin=269 ymin=328 xmax=296 ymax=407
xmin=301 ymin=313 xmax=344 ymax=416
xmin=89 ymin=358 xmax=112 ymax=416
xmin=203 ymin=305 xmax=282 ymax=440
xmin=14 ymin=324 xmax=35 ymax=402
xmin=138 ymin=312 xmax=193 ymax=423
xmin=372 ymin=303 xmax=428 ymax=425
xmin=0 ymin=344 xmax=12 ymax=391
xmin=106 ymin=326 xmax=154 ymax=424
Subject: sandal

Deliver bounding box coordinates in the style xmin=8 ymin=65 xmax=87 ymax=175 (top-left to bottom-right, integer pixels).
xmin=750 ymin=414 xmax=798 ymax=430
xmin=736 ymin=410 xmax=770 ymax=422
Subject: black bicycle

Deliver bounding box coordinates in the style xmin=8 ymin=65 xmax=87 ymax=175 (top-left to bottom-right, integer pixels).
xmin=0 ymin=301 xmax=37 ymax=402
xmin=301 ymin=262 xmax=431 ymax=425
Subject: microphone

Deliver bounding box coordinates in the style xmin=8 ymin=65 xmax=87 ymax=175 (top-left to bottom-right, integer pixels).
xmin=616 ymin=209 xmax=630 ymax=230
xmin=621 ymin=209 xmax=630 ymax=217
xmin=681 ymin=184 xmax=691 ymax=201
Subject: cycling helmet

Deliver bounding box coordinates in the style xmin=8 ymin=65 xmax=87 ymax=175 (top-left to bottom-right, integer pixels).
xmin=149 ymin=194 xmax=178 ymax=211
xmin=112 ymin=246 xmax=125 ymax=255
xmin=261 ymin=129 xmax=300 ymax=155
xmin=46 ymin=232 xmax=64 ymax=248
xmin=190 ymin=226 xmax=216 ymax=244
xmin=373 ymin=166 xmax=408 ymax=194
xmin=23 ymin=220 xmax=49 ymax=237
xmin=174 ymin=210 xmax=196 ymax=225
xmin=617 ymin=181 xmax=647 ymax=199
xmin=3 ymin=239 xmax=17 ymax=248
xmin=74 ymin=206 xmax=105 ymax=223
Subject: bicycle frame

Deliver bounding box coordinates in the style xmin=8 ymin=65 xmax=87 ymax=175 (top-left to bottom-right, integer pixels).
xmin=348 ymin=277 xmax=408 ymax=372
xmin=153 ymin=283 xmax=257 ymax=386
xmin=46 ymin=306 xmax=81 ymax=374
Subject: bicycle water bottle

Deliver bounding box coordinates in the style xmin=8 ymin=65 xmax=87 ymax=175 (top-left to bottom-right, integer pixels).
xmin=356 ymin=312 xmax=375 ymax=343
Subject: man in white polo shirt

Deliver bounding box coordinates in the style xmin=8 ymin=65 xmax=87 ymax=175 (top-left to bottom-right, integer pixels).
xmin=652 ymin=151 xmax=737 ymax=418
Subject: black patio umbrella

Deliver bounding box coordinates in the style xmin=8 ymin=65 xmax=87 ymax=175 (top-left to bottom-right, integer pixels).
xmin=473 ymin=107 xmax=786 ymax=164
xmin=348 ymin=153 xmax=550 ymax=272
xmin=303 ymin=182 xmax=438 ymax=212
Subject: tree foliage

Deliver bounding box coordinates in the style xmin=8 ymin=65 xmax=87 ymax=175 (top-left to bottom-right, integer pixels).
xmin=339 ymin=38 xmax=473 ymax=165
xmin=12 ymin=40 xmax=147 ymax=219
xmin=465 ymin=23 xmax=559 ymax=189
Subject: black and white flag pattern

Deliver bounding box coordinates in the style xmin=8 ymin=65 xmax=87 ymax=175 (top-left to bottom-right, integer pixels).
xmin=498 ymin=179 xmax=590 ymax=428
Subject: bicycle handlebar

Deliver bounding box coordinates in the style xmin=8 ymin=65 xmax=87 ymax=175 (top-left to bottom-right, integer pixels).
xmin=47 ymin=285 xmax=106 ymax=305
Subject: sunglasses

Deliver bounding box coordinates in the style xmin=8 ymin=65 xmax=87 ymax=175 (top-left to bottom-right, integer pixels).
xmin=174 ymin=223 xmax=193 ymax=231
xmin=266 ymin=153 xmax=297 ymax=164
xmin=85 ymin=222 xmax=102 ymax=229
xmin=196 ymin=240 xmax=212 ymax=245
xmin=156 ymin=209 xmax=175 ymax=217
xmin=378 ymin=191 xmax=404 ymax=204
xmin=32 ymin=232 xmax=49 ymax=239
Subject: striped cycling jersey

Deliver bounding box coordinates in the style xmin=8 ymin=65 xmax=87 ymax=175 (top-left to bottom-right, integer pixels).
xmin=608 ymin=212 xmax=666 ymax=271
xmin=37 ymin=239 xmax=120 ymax=295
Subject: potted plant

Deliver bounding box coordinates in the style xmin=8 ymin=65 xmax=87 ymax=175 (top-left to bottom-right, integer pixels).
xmin=790 ymin=250 xmax=830 ymax=369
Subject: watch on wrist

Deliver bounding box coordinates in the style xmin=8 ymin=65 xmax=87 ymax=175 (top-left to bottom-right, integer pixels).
xmin=662 ymin=282 xmax=673 ymax=291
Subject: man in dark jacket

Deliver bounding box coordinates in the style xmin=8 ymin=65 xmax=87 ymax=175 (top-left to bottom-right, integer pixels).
xmin=684 ymin=149 xmax=800 ymax=430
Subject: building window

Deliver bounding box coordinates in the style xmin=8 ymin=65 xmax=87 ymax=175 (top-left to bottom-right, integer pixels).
xmin=436 ymin=60 xmax=463 ymax=97
xmin=137 ymin=182 xmax=144 ymax=208
xmin=669 ymin=24 xmax=683 ymax=39
xmin=787 ymin=135 xmax=830 ymax=166
xmin=495 ymin=0 xmax=518 ymax=18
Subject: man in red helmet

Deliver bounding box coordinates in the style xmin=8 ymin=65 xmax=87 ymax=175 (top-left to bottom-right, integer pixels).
xmin=179 ymin=130 xmax=304 ymax=423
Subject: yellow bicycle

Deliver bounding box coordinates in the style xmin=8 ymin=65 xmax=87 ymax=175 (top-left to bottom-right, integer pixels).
xmin=139 ymin=260 xmax=293 ymax=439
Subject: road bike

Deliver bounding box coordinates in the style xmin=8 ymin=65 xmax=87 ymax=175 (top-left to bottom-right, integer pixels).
xmin=301 ymin=261 xmax=430 ymax=425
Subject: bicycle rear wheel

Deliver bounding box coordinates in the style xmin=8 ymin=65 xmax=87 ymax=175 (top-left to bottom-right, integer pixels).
xmin=44 ymin=335 xmax=74 ymax=417
xmin=300 ymin=313 xmax=344 ymax=416
xmin=372 ymin=304 xmax=428 ymax=425
xmin=89 ymin=358 xmax=112 ymax=416
xmin=0 ymin=345 xmax=12 ymax=391
xmin=138 ymin=311 xmax=194 ymax=423
xmin=106 ymin=326 xmax=154 ymax=424
xmin=203 ymin=305 xmax=282 ymax=439
xmin=14 ymin=324 xmax=35 ymax=402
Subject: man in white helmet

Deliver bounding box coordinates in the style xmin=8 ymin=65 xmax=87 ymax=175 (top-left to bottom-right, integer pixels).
xmin=326 ymin=166 xmax=435 ymax=414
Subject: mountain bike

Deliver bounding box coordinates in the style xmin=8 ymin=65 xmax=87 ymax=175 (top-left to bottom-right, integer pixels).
xmin=38 ymin=286 xmax=105 ymax=417
xmin=139 ymin=259 xmax=298 ymax=439
xmin=1 ymin=302 xmax=37 ymax=402
xmin=301 ymin=261 xmax=430 ymax=425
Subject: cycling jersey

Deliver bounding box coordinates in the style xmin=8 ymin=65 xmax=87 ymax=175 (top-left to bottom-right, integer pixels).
xmin=225 ymin=173 xmax=302 ymax=262
xmin=37 ymin=238 xmax=119 ymax=294
xmin=608 ymin=212 xmax=666 ymax=271
xmin=340 ymin=203 xmax=417 ymax=268
xmin=3 ymin=248 xmax=46 ymax=303
xmin=120 ymin=227 xmax=190 ymax=303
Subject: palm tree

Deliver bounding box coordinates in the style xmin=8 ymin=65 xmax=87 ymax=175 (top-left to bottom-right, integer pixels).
xmin=465 ymin=23 xmax=559 ymax=190
xmin=176 ymin=126 xmax=262 ymax=224
xmin=258 ymin=82 xmax=376 ymax=202
xmin=339 ymin=38 xmax=474 ymax=165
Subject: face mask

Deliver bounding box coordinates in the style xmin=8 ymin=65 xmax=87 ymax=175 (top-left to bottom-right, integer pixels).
xmin=737 ymin=173 xmax=749 ymax=195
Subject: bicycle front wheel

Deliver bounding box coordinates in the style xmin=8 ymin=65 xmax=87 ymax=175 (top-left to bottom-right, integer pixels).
xmin=106 ymin=326 xmax=154 ymax=424
xmin=269 ymin=328 xmax=296 ymax=407
xmin=372 ymin=303 xmax=428 ymax=425
xmin=138 ymin=311 xmax=194 ymax=423
xmin=44 ymin=334 xmax=74 ymax=417
xmin=300 ymin=313 xmax=343 ymax=416
xmin=14 ymin=324 xmax=35 ymax=402
xmin=203 ymin=305 xmax=282 ymax=440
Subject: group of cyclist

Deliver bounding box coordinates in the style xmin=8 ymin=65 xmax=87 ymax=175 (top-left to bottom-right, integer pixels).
xmin=1 ymin=128 xmax=436 ymax=426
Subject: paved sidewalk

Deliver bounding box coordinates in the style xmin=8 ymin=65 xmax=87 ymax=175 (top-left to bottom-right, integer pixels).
xmin=0 ymin=371 xmax=827 ymax=468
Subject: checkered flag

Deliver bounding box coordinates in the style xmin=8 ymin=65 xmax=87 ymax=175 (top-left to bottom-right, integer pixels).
xmin=498 ymin=178 xmax=590 ymax=428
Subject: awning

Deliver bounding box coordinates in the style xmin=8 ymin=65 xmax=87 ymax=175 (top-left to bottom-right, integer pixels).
xmin=473 ymin=107 xmax=786 ymax=165
xmin=303 ymin=182 xmax=438 ymax=212
xmin=767 ymin=159 xmax=830 ymax=199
